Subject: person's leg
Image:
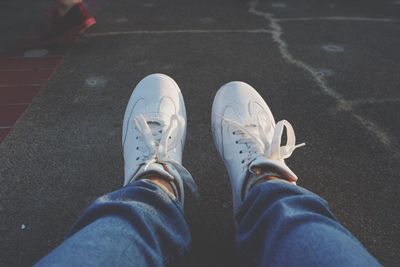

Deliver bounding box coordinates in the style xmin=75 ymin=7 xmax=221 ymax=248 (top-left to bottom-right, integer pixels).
xmin=36 ymin=179 xmax=190 ymax=267
xmin=211 ymin=81 xmax=380 ymax=266
xmin=236 ymin=179 xmax=380 ymax=266
xmin=54 ymin=0 xmax=82 ymax=16
xmin=42 ymin=0 xmax=95 ymax=43
xmin=36 ymin=74 xmax=196 ymax=266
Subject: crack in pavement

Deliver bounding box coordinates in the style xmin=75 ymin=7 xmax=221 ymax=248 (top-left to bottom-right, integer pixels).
xmin=79 ymin=0 xmax=399 ymax=157
xmin=248 ymin=0 xmax=399 ymax=157
xmin=338 ymin=97 xmax=400 ymax=111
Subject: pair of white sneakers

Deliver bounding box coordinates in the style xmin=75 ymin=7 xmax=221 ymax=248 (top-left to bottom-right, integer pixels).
xmin=122 ymin=74 xmax=304 ymax=211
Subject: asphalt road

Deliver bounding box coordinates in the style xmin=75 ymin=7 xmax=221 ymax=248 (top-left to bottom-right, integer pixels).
xmin=1 ymin=0 xmax=400 ymax=266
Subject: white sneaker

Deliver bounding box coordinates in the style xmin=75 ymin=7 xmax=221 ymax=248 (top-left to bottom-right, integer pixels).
xmin=122 ymin=73 xmax=196 ymax=204
xmin=211 ymin=81 xmax=305 ymax=212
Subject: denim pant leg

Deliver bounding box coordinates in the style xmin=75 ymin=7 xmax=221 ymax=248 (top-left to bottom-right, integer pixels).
xmin=35 ymin=180 xmax=191 ymax=267
xmin=236 ymin=180 xmax=381 ymax=267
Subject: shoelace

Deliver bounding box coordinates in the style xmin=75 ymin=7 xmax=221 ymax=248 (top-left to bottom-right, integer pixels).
xmin=130 ymin=114 xmax=198 ymax=196
xmin=133 ymin=114 xmax=179 ymax=163
xmin=220 ymin=115 xmax=305 ymax=170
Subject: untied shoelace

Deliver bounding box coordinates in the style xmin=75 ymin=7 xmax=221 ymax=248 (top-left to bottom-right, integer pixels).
xmin=219 ymin=114 xmax=305 ymax=170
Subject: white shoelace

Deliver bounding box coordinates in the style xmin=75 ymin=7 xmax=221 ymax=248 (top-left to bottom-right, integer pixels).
xmin=133 ymin=114 xmax=179 ymax=165
xmin=130 ymin=114 xmax=198 ymax=196
xmin=221 ymin=115 xmax=305 ymax=170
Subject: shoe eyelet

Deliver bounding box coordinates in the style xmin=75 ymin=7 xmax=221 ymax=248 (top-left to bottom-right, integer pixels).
xmin=136 ymin=157 xmax=140 ymax=160
xmin=241 ymin=160 xmax=245 ymax=164
xmin=169 ymin=136 xmax=172 ymax=139
xmin=239 ymin=151 xmax=242 ymax=154
xmin=235 ymin=141 xmax=238 ymax=144
xmin=136 ymin=147 xmax=139 ymax=150
xmin=136 ymin=136 xmax=138 ymax=140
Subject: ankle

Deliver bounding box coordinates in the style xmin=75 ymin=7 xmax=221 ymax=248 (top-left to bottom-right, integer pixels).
xmin=253 ymin=175 xmax=296 ymax=187
xmin=147 ymin=176 xmax=177 ymax=199
xmin=244 ymin=167 xmax=297 ymax=197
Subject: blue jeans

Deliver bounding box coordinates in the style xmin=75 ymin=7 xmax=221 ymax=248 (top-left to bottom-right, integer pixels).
xmin=35 ymin=179 xmax=380 ymax=267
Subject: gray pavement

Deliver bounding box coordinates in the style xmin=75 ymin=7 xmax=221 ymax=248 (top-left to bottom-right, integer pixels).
xmin=0 ymin=0 xmax=49 ymax=52
xmin=1 ymin=0 xmax=400 ymax=266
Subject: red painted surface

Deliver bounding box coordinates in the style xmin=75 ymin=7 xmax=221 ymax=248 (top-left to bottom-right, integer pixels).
xmin=0 ymin=85 xmax=43 ymax=104
xmin=0 ymin=2 xmax=98 ymax=143
xmin=0 ymin=104 xmax=30 ymax=127
xmin=0 ymin=128 xmax=12 ymax=142
xmin=0 ymin=56 xmax=62 ymax=70
xmin=0 ymin=69 xmax=55 ymax=85
xmin=0 ymin=44 xmax=65 ymax=143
